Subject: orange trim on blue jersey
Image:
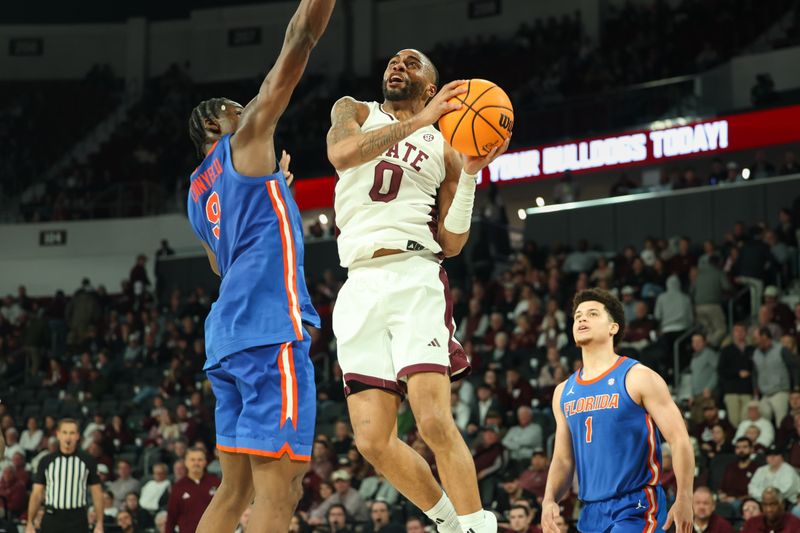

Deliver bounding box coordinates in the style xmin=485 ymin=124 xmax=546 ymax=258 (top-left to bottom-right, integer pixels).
xmin=265 ymin=181 xmax=304 ymax=341
xmin=277 ymin=343 xmax=289 ymax=428
xmin=575 ymin=356 xmax=627 ymax=385
xmin=644 ymin=414 xmax=661 ymax=485
xmin=287 ymin=343 xmax=298 ymax=429
xmin=643 ymin=485 xmax=658 ymax=533
xmin=216 ymin=442 xmax=311 ymax=462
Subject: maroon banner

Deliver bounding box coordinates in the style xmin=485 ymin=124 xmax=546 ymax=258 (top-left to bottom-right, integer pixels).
xmin=294 ymin=104 xmax=800 ymax=210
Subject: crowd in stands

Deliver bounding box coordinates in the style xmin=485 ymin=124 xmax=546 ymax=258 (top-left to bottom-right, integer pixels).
xmin=0 ymin=192 xmax=799 ymax=531
xmin=7 ymin=0 xmax=800 ymax=223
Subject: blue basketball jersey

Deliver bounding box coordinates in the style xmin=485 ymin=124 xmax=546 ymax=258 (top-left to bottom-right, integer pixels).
xmin=560 ymin=357 xmax=662 ymax=502
xmin=187 ymin=134 xmax=320 ymax=369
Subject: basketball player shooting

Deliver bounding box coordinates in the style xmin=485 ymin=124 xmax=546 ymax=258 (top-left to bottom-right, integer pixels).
xmin=542 ymin=289 xmax=694 ymax=533
xmin=326 ymin=50 xmax=510 ymax=533
xmin=184 ymin=1 xmax=335 ymax=532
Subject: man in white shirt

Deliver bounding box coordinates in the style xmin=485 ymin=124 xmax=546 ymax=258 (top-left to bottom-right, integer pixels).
xmin=139 ymin=463 xmax=171 ymax=512
xmin=451 ymin=392 xmax=471 ymax=433
xmin=502 ymin=407 xmax=543 ymax=464
xmin=748 ymin=446 xmax=800 ymax=502
xmin=734 ymin=401 xmax=776 ymax=448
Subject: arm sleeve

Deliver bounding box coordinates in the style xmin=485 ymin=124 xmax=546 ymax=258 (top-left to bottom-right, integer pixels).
xmin=748 ymin=469 xmax=764 ymax=500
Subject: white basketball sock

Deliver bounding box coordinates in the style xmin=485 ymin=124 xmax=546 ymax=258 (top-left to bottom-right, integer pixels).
xmin=424 ymin=492 xmax=461 ymax=533
xmin=458 ymin=509 xmax=497 ymax=532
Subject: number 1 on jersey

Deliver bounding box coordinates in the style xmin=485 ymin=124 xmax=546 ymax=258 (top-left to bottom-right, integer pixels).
xmin=585 ymin=416 xmax=593 ymax=443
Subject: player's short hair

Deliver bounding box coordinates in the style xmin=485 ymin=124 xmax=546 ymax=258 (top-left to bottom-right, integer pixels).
xmin=572 ymin=288 xmax=626 ymax=344
xmin=510 ymin=504 xmax=530 ymax=516
xmin=188 ymin=97 xmax=236 ymax=161
xmin=57 ymin=418 xmax=80 ymax=431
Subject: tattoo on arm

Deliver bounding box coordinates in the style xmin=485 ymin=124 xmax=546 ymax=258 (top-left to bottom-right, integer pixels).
xmin=356 ymin=120 xmax=417 ymax=160
xmin=327 ymin=97 xmax=419 ymax=165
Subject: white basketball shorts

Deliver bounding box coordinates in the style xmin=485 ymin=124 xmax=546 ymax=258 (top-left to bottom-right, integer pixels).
xmin=332 ymin=251 xmax=468 ymax=396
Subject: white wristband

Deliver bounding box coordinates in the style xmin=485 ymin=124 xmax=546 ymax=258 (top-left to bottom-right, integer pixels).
xmin=443 ymin=170 xmax=477 ymax=234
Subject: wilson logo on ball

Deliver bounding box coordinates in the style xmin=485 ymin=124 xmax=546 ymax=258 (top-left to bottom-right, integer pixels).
xmin=499 ymin=114 xmax=513 ymax=133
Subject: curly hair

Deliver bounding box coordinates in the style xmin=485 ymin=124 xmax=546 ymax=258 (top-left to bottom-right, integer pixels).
xmin=572 ymin=288 xmax=626 ymax=345
xmin=188 ymin=98 xmax=236 ymax=160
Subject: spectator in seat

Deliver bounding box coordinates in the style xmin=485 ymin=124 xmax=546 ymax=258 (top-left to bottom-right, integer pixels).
xmin=0 ymin=464 xmax=26 ymax=516
xmin=108 ymin=459 xmax=140 ymax=509
xmin=778 ymin=392 xmax=800 ymax=446
xmin=764 ymin=286 xmax=794 ymax=334
xmin=358 ymin=471 xmax=399 ymax=507
xmin=654 ymin=275 xmax=693 ymax=368
xmin=735 ymin=401 xmax=776 ymax=448
xmin=457 ymin=298 xmax=489 ymax=343
xmin=619 ymin=301 xmax=657 ymax=351
xmin=502 ymin=407 xmax=543 ymax=466
xmin=538 ymin=347 xmax=566 ymax=388
xmin=775 ymin=208 xmax=797 ymax=247
xmin=692 ymin=401 xmax=735 ymax=450
xmin=748 ymin=446 xmax=800 ymax=503
xmin=670 ymin=237 xmax=697 ymax=285
xmin=700 ymin=423 xmax=733 ymax=461
xmin=750 ymin=150 xmax=777 ymax=180
xmin=689 ymin=333 xmax=720 ymax=423
xmin=362 ymin=500 xmax=404 ymax=533
xmin=719 ymin=437 xmax=759 ymax=506
xmin=2 ymin=428 xmax=23 ymax=461
xmin=139 ymin=462 xmax=170 ymax=512
xmin=742 ymin=498 xmax=762 ymax=522
xmin=620 ymin=286 xmax=638 ymax=325
xmin=784 ymin=414 xmax=800 ymax=469
xmin=318 ymin=503 xmax=354 ymax=533
xmin=741 ymin=487 xmax=800 ymax=533
xmin=20 ymin=416 xmax=43 ymax=455
xmin=692 ymin=486 xmax=734 ymax=533
xmin=499 ymin=369 xmax=535 ymax=413
xmin=734 ymin=226 xmax=772 ymax=317
xmin=405 ymin=516 xmax=426 ymax=533
xmin=116 ymin=509 xmax=138 ymax=533
xmin=504 ymin=504 xmax=539 ymax=533
xmin=309 ymin=469 xmax=368 ymax=526
xmin=719 ymin=323 xmax=755 ymax=427
xmin=470 ymin=383 xmax=502 ymax=429
xmin=691 ymin=256 xmax=731 ymax=346
xmin=495 ymin=470 xmax=538 ymax=517
xmin=124 ymin=492 xmax=154 ymax=530
xmin=518 ymin=449 xmax=548 ymax=503
xmin=753 ymin=327 xmax=793 ymax=425
xmin=472 ymin=425 xmax=507 ymax=506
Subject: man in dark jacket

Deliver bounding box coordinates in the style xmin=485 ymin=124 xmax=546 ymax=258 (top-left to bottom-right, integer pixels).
xmin=693 ymin=486 xmax=734 ymax=533
xmin=741 ymin=487 xmax=800 ymax=533
xmin=718 ymin=323 xmax=755 ymax=427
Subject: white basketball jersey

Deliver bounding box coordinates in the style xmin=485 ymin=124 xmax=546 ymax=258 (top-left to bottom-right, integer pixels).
xmin=334 ymin=101 xmax=446 ymax=268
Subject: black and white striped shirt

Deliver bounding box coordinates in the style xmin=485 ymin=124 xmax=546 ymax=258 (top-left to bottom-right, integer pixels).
xmin=33 ymin=450 xmax=100 ymax=510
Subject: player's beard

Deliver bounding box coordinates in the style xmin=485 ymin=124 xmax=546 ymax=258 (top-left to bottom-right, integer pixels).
xmin=382 ymin=77 xmax=425 ymax=102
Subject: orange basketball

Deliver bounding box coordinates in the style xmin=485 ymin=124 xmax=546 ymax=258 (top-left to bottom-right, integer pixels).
xmin=438 ymin=79 xmax=514 ymax=158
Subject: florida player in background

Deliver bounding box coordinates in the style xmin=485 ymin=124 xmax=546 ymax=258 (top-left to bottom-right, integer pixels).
xmin=326 ymin=50 xmax=509 ymax=533
xmin=184 ymin=0 xmax=335 ymax=531
xmin=542 ymin=288 xmax=694 ymax=533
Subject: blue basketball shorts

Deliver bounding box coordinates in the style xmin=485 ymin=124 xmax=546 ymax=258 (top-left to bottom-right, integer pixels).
xmin=206 ymin=330 xmax=315 ymax=461
xmin=579 ymin=485 xmax=667 ymax=533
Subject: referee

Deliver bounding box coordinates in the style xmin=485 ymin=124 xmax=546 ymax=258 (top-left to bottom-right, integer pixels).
xmin=26 ymin=418 xmax=104 ymax=533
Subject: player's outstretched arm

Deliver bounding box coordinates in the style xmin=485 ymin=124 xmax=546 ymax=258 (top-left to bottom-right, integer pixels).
xmin=542 ymin=382 xmax=575 ymax=533
xmin=250 ymin=0 xmax=334 ymax=130
xmin=326 ymin=81 xmax=468 ymax=171
xmin=629 ymin=365 xmax=694 ymax=533
xmin=436 ymin=139 xmax=509 ymax=257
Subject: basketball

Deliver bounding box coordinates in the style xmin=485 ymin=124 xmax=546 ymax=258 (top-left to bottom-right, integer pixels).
xmin=438 ymin=79 xmax=514 ymax=158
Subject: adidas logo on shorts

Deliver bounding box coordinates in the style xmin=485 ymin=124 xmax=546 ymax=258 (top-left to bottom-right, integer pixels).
xmin=427 ymin=338 xmax=441 ymax=347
